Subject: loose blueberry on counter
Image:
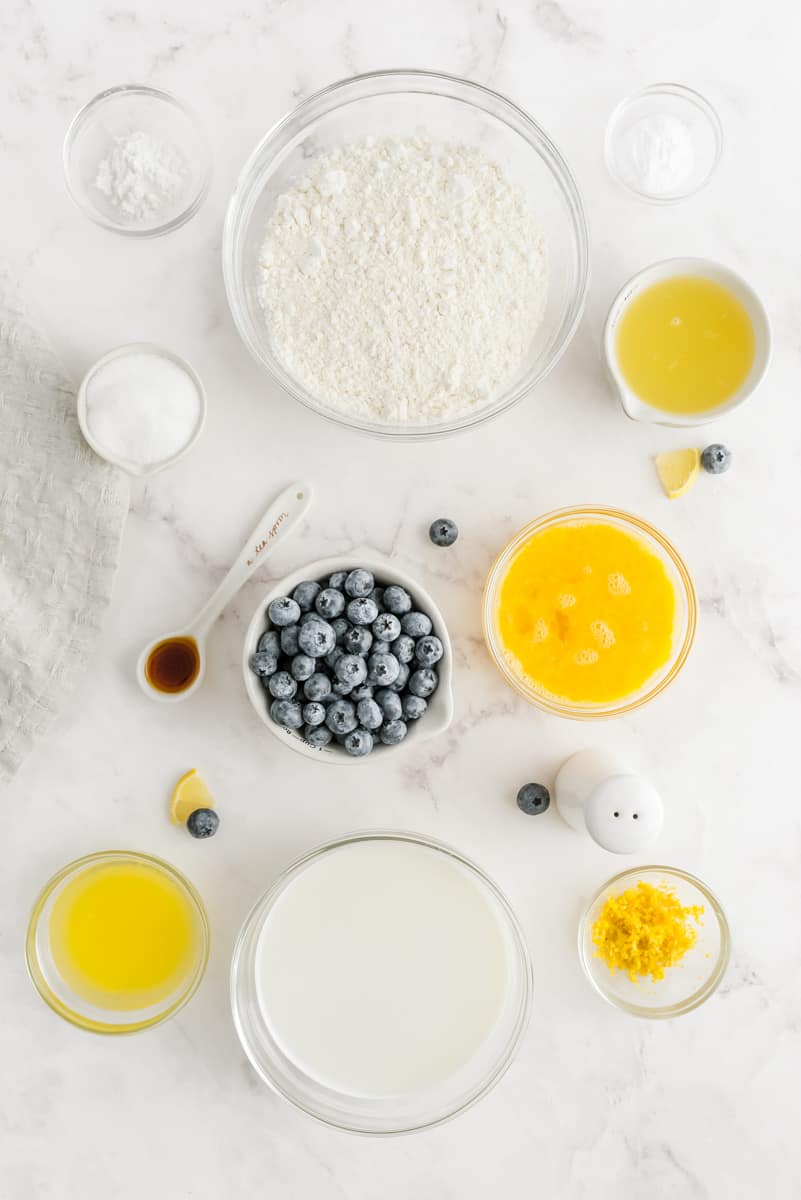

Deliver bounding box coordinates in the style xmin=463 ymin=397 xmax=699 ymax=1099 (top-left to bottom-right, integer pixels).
xmin=403 ymin=694 xmax=427 ymax=720
xmin=388 ymin=661 xmax=410 ymax=693
xmin=373 ymin=612 xmax=401 ymax=642
xmin=305 ymin=724 xmax=333 ymax=748
xmin=701 ymin=443 xmax=732 ymax=474
xmin=401 ymin=611 xmax=432 ymax=638
xmin=187 ymin=807 xmax=219 ymax=839
xmin=391 ymin=634 xmax=416 ymax=664
xmin=408 ymin=668 xmax=438 ymax=698
xmin=302 ymin=701 xmax=327 ymax=727
xmin=336 ymin=654 xmax=368 ymax=687
xmin=329 ymin=570 xmax=348 ymax=590
xmin=380 ymin=719 xmax=408 ymax=745
xmin=298 ymin=618 xmax=336 ymax=658
xmin=257 ymin=630 xmax=280 ymax=656
xmin=345 ymin=568 xmax=374 ymax=597
xmin=304 ymin=672 xmax=332 ymax=702
xmin=268 ymin=671 xmax=297 ymax=699
xmin=249 ymin=650 xmax=278 ymax=678
xmin=357 ymin=698 xmax=383 ymax=730
xmin=383 ymin=585 xmax=412 ymax=616
xmin=270 ymin=699 xmax=303 ymax=729
xmin=516 ymin=782 xmax=550 ymax=815
xmin=415 ymin=635 xmax=443 ymax=667
xmin=429 ymin=518 xmax=458 ymax=547
xmin=375 ymin=688 xmax=403 ymax=721
xmin=268 ymin=596 xmax=301 ymax=627
xmin=292 ymin=580 xmax=321 ymax=612
xmin=344 ymin=727 xmax=374 ymax=757
xmin=347 ymin=597 xmax=379 ymax=626
xmin=344 ymin=625 xmax=373 ymax=656
xmin=368 ymin=652 xmax=400 ymax=686
xmin=315 ymin=588 xmax=346 ymax=619
xmin=290 ymin=654 xmax=315 ymax=682
xmin=280 ymin=624 xmax=300 ymax=656
xmin=325 ymin=699 xmax=358 ymax=735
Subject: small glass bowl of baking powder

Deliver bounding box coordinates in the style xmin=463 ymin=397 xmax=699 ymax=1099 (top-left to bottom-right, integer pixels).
xmin=64 ymin=85 xmax=211 ymax=236
xmin=605 ymin=83 xmax=723 ymax=204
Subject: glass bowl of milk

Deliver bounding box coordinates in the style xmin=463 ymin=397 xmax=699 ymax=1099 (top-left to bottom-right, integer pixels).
xmin=230 ymin=831 xmax=532 ymax=1134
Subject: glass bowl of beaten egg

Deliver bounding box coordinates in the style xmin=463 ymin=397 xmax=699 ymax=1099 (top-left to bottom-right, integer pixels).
xmin=578 ymin=866 xmax=730 ymax=1018
xmin=482 ymin=506 xmax=697 ymax=720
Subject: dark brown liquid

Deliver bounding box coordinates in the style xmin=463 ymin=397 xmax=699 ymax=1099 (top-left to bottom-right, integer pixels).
xmin=145 ymin=637 xmax=201 ymax=694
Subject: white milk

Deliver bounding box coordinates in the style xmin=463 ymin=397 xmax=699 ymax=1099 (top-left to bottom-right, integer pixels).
xmin=254 ymin=839 xmax=512 ymax=1097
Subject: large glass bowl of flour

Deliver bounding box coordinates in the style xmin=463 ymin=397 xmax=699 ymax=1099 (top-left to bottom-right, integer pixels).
xmin=223 ymin=70 xmax=589 ymax=439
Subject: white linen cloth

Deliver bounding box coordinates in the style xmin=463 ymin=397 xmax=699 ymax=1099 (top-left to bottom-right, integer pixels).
xmin=0 ymin=269 xmax=128 ymax=780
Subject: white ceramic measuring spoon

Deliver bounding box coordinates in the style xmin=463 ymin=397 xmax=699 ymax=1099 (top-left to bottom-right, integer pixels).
xmin=137 ymin=481 xmax=313 ymax=703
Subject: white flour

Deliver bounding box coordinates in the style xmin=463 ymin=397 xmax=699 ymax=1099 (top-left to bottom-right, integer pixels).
xmin=257 ymin=137 xmax=548 ymax=425
xmin=95 ymin=130 xmax=188 ymax=223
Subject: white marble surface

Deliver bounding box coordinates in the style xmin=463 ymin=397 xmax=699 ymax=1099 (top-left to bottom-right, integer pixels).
xmin=3 ymin=0 xmax=801 ymax=1195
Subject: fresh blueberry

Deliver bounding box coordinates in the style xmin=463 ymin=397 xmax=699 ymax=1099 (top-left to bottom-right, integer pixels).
xmin=380 ymin=719 xmax=408 ymax=746
xmin=292 ymin=580 xmax=321 ymax=612
xmin=332 ymin=679 xmax=353 ymax=697
xmin=391 ymin=634 xmax=416 ymax=664
xmin=329 ymin=570 xmax=348 ymax=590
xmin=357 ymin=698 xmax=383 ymax=730
xmin=408 ymin=668 xmax=438 ymax=698
xmin=344 ymin=728 xmax=374 ymax=757
xmin=370 ymin=587 xmax=385 ymax=612
xmin=368 ymin=652 xmax=400 ymax=686
xmin=701 ymin=444 xmax=732 ymax=474
xmin=344 ymin=625 xmax=373 ymax=656
xmin=297 ymin=618 xmax=336 ymax=658
xmin=268 ymin=596 xmax=301 ymax=627
xmin=372 ymin=612 xmax=401 ymax=642
xmin=280 ymin=624 xmax=300 ymax=656
xmin=347 ymin=597 xmax=379 ymax=626
xmin=352 ymin=683 xmax=374 ymax=703
xmin=302 ymin=701 xmax=327 ymax=727
xmin=388 ymin=661 xmax=410 ymax=693
xmin=304 ymin=672 xmax=332 ymax=702
xmin=325 ymin=646 xmax=345 ymax=672
xmin=305 ymin=724 xmax=333 ymax=748
xmin=325 ymin=700 xmax=358 ymax=735
xmin=401 ymin=611 xmax=432 ymax=638
xmin=375 ymin=688 xmax=403 ymax=721
xmin=402 ymin=694 xmax=427 ymax=721
xmin=315 ymin=588 xmax=346 ymax=619
xmin=186 ymin=807 xmax=219 ymax=838
xmin=257 ymin=630 xmax=281 ymax=656
xmin=383 ymin=585 xmax=412 ymax=616
xmin=249 ymin=650 xmax=278 ymax=678
xmin=290 ymin=654 xmax=315 ymax=682
xmin=332 ymin=616 xmax=350 ymax=644
xmin=516 ymin=783 xmax=550 ymax=815
xmin=345 ymin=569 xmax=374 ymax=598
xmin=268 ymin=671 xmax=296 ymax=700
xmin=336 ymin=654 xmax=368 ymax=687
xmin=270 ymin=699 xmax=303 ymax=729
xmin=415 ymin=635 xmax=443 ymax=667
xmin=429 ymin=518 xmax=458 ymax=547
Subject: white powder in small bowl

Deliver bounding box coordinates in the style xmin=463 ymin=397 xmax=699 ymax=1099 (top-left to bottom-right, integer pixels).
xmin=83 ymin=349 xmax=203 ymax=469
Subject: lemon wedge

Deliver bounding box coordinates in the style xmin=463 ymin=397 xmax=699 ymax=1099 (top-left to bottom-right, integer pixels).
xmin=655 ymin=449 xmax=700 ymax=499
xmin=170 ymin=769 xmax=215 ymax=825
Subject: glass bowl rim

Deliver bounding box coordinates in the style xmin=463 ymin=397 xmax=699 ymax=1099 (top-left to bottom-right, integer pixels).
xmin=482 ymin=504 xmax=698 ymax=720
xmin=62 ymin=84 xmax=212 ymax=237
xmin=577 ymin=864 xmax=731 ymax=1017
xmin=604 ymin=81 xmax=724 ymax=205
xmin=230 ymin=828 xmax=533 ymax=1135
xmin=25 ymin=848 xmax=210 ymax=1034
xmin=222 ymin=67 xmax=590 ymax=441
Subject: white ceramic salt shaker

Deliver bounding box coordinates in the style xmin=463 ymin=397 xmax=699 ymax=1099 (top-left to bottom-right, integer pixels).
xmin=554 ymin=749 xmax=663 ymax=854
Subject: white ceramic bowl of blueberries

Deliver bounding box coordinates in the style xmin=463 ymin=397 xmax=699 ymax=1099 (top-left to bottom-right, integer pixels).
xmin=243 ymin=553 xmax=454 ymax=763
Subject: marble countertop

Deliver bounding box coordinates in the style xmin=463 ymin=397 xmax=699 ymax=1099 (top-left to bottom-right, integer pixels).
xmin=3 ymin=0 xmax=801 ymax=1196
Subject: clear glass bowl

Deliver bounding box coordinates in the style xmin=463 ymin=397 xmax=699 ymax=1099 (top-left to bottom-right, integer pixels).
xmin=63 ymin=85 xmax=211 ymax=236
xmin=230 ymin=831 xmax=533 ymax=1134
xmin=223 ymin=69 xmax=589 ymax=439
xmin=578 ymin=866 xmax=730 ymax=1017
xmin=483 ymin=506 xmax=697 ymax=719
xmin=26 ymin=850 xmax=209 ymax=1034
xmin=605 ymin=83 xmax=723 ymax=204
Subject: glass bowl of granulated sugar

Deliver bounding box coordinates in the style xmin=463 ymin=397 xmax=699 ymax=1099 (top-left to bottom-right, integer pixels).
xmin=223 ymin=70 xmax=590 ymax=440
xmin=64 ymin=85 xmax=211 ymax=237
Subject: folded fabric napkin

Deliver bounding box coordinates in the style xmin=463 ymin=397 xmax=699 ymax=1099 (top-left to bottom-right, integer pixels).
xmin=0 ymin=268 xmax=128 ymax=781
